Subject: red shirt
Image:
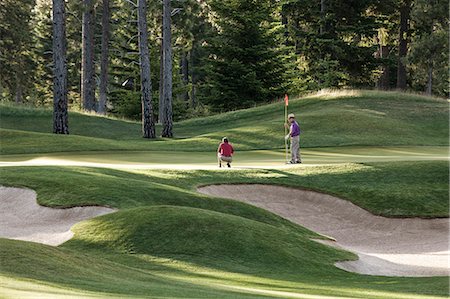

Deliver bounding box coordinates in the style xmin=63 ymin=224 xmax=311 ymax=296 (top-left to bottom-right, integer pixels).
xmin=218 ymin=142 xmax=234 ymax=156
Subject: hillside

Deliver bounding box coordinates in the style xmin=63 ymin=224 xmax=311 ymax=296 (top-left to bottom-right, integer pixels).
xmin=1 ymin=90 xmax=448 ymax=154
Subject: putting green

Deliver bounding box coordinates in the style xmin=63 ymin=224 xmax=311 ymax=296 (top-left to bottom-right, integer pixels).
xmin=0 ymin=146 xmax=447 ymax=169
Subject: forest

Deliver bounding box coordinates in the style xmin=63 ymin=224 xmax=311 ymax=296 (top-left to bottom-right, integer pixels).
xmin=0 ymin=0 xmax=448 ymax=134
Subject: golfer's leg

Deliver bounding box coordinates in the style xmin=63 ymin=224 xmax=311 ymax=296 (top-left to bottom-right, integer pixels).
xmin=292 ymin=137 xmax=299 ymax=162
xmin=294 ymin=136 xmax=301 ymax=162
xmin=290 ymin=139 xmax=295 ymax=162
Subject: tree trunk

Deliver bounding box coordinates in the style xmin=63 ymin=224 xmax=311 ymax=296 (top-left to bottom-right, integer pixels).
xmin=190 ymin=48 xmax=196 ymax=109
xmin=396 ymin=0 xmax=410 ymax=90
xmin=138 ymin=0 xmax=156 ymax=138
xmin=293 ymin=16 xmax=300 ymax=54
xmin=426 ymin=63 xmax=433 ymax=95
xmin=376 ymin=46 xmax=390 ymax=90
xmin=52 ymin=0 xmax=69 ymax=134
xmin=161 ymin=0 xmax=173 ymax=137
xmin=98 ymin=0 xmax=110 ymax=115
xmin=180 ymin=51 xmax=189 ymax=105
xmin=158 ymin=33 xmax=165 ymax=124
xmin=14 ymin=74 xmax=23 ymax=104
xmin=81 ymin=0 xmax=96 ymax=111
xmin=281 ymin=4 xmax=288 ymax=45
xmin=320 ymin=0 xmax=326 ymax=34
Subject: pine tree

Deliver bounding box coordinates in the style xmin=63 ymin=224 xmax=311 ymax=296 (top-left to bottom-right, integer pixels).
xmin=98 ymin=0 xmax=110 ymax=114
xmin=0 ymin=0 xmax=35 ymax=103
xmin=206 ymin=0 xmax=290 ymax=111
xmin=81 ymin=0 xmax=96 ymax=111
xmin=65 ymin=1 xmax=83 ymax=107
xmin=283 ymin=0 xmax=379 ymax=90
xmin=31 ymin=0 xmax=53 ymax=105
xmin=52 ymin=0 xmax=69 ymax=134
xmin=138 ymin=0 xmax=156 ymax=138
xmin=171 ymin=0 xmax=214 ymax=111
xmin=161 ymin=0 xmax=173 ymax=137
xmin=106 ymin=0 xmax=160 ymax=120
xmin=109 ymin=0 xmax=141 ymax=118
xmin=396 ymin=0 xmax=411 ymax=90
xmin=408 ymin=0 xmax=448 ymax=96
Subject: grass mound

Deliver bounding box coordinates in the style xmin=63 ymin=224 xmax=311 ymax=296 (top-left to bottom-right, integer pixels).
xmin=65 ymin=206 xmax=351 ymax=272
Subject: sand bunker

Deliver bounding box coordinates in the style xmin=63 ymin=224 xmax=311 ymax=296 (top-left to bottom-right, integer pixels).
xmin=198 ymin=184 xmax=449 ymax=277
xmin=0 ymin=186 xmax=115 ymax=246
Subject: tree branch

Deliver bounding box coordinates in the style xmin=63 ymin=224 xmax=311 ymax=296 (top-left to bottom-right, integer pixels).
xmin=123 ymin=0 xmax=137 ymax=8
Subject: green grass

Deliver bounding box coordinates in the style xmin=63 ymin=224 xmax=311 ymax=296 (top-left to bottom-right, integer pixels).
xmin=0 ymin=239 xmax=272 ymax=299
xmin=0 ymin=162 xmax=449 ymax=298
xmin=1 ymin=90 xmax=448 ymax=154
xmin=1 ymin=238 xmax=447 ymax=299
xmin=0 ymin=161 xmax=447 ymax=217
xmin=0 ymin=90 xmax=448 ymax=298
xmin=1 ymin=146 xmax=448 ymax=167
xmin=66 ymin=206 xmax=346 ymax=271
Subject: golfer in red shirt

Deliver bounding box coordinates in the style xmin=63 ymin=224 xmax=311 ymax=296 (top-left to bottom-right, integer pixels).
xmin=217 ymin=137 xmax=234 ymax=168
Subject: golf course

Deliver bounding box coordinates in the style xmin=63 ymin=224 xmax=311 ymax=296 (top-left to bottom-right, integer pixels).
xmin=0 ymin=90 xmax=449 ymax=298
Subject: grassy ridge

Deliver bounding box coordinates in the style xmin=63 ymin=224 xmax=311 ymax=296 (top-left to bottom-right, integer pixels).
xmin=66 ymin=206 xmax=349 ymax=272
xmin=1 ymin=90 xmax=448 ymax=154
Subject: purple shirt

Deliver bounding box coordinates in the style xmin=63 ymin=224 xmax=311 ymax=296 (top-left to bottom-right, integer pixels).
xmin=290 ymin=121 xmax=301 ymax=137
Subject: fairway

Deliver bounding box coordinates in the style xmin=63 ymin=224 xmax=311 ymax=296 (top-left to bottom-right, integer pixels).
xmin=1 ymin=91 xmax=449 ymax=299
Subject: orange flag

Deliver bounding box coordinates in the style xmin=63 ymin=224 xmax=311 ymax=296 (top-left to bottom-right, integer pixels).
xmin=284 ymin=94 xmax=289 ymax=106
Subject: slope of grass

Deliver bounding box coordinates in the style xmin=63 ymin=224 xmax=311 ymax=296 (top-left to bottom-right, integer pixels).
xmin=1 ymin=90 xmax=448 ymax=154
xmin=0 ymin=239 xmax=268 ymax=299
xmin=0 ymin=161 xmax=447 ymax=221
xmin=0 ymin=161 xmax=449 ymax=298
xmin=65 ymin=206 xmax=349 ymax=272
xmin=2 ymin=238 xmax=447 ymax=299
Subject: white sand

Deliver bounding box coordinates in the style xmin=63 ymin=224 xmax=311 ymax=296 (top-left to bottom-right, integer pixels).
xmin=0 ymin=186 xmax=115 ymax=246
xmin=198 ymin=184 xmax=449 ymax=277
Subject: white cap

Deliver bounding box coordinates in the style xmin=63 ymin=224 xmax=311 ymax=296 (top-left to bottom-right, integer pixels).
xmin=288 ymin=113 xmax=295 ymax=119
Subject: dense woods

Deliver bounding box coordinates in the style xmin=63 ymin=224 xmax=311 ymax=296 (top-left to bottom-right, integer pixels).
xmin=0 ymin=0 xmax=448 ymax=131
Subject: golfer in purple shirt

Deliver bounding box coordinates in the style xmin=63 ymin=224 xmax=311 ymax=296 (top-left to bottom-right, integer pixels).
xmin=285 ymin=113 xmax=301 ymax=163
